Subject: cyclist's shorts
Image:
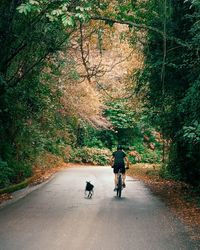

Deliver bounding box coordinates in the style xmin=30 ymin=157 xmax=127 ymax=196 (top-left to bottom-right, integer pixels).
xmin=113 ymin=164 xmax=125 ymax=174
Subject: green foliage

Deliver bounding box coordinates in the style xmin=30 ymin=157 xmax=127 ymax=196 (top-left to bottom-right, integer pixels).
xmin=16 ymin=0 xmax=105 ymax=26
xmin=0 ymin=161 xmax=13 ymax=188
xmin=0 ymin=0 xmax=84 ymax=188
xmin=0 ymin=0 xmax=181 ymax=190
xmin=105 ymin=100 xmax=136 ymax=129
xmin=83 ymin=135 xmax=104 ymax=149
xmin=182 ymin=121 xmax=200 ymax=144
xmin=8 ymin=161 xmax=32 ymax=184
xmin=70 ymin=147 xmax=112 ymax=165
xmin=141 ymin=148 xmax=161 ymax=164
xmin=130 ymin=0 xmax=200 ymax=185
xmin=104 ymin=100 xmax=142 ymax=147
xmin=97 ymin=130 xmax=117 ymax=149
xmin=129 ymin=141 xmax=162 ymax=164
xmin=159 ymin=164 xmax=177 ymax=180
xmin=0 ymin=160 xmax=32 ymax=189
xmin=83 ymin=127 xmax=117 ymax=149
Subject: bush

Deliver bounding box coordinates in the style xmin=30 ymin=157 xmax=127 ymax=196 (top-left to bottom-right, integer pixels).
xmin=70 ymin=147 xmax=112 ymax=165
xmin=34 ymin=151 xmax=64 ymax=169
xmin=0 ymin=160 xmax=32 ymax=189
xmin=128 ymin=144 xmax=161 ymax=164
xmin=159 ymin=164 xmax=173 ymax=179
xmin=0 ymin=161 xmax=13 ymax=188
xmin=8 ymin=160 xmax=32 ymax=184
xmin=141 ymin=148 xmax=161 ymax=163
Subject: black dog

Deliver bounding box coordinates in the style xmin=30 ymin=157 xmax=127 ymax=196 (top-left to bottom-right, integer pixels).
xmin=85 ymin=181 xmax=94 ymax=199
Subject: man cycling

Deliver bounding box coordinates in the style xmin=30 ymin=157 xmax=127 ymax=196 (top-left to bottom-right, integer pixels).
xmin=110 ymin=145 xmax=129 ymax=191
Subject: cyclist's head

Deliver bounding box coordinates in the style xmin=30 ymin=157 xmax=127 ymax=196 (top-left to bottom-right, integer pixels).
xmin=117 ymin=145 xmax=123 ymax=150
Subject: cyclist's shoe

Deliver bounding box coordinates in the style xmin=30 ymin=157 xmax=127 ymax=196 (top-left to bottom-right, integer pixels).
xmin=113 ymin=187 xmax=117 ymax=191
xmin=122 ymin=183 xmax=126 ymax=188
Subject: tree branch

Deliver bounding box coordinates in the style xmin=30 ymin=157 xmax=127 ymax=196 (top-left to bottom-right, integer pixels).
xmin=91 ymin=15 xmax=190 ymax=48
xmin=8 ymin=29 xmax=75 ymax=87
xmin=5 ymin=42 xmax=27 ymax=68
xmin=79 ymin=22 xmax=92 ymax=84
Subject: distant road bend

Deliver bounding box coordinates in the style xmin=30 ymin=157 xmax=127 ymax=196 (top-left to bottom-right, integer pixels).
xmin=0 ymin=166 xmax=198 ymax=250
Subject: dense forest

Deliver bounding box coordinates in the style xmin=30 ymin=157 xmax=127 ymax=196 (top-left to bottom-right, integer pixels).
xmin=0 ymin=0 xmax=199 ymax=189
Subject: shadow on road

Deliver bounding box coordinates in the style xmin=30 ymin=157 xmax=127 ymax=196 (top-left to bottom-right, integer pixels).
xmin=111 ymin=196 xmax=129 ymax=202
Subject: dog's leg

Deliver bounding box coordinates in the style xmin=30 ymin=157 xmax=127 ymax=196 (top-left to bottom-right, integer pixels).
xmin=91 ymin=190 xmax=94 ymax=198
xmin=88 ymin=191 xmax=92 ymax=198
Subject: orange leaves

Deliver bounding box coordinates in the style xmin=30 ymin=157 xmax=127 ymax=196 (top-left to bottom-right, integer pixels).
xmin=128 ymin=164 xmax=200 ymax=240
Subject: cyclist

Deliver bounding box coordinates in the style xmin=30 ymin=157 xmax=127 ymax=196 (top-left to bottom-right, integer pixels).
xmin=110 ymin=145 xmax=129 ymax=191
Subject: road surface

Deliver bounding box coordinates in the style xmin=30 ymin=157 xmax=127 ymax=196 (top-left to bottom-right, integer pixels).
xmin=0 ymin=166 xmax=198 ymax=250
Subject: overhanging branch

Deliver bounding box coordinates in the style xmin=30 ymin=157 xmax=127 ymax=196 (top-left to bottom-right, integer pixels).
xmin=91 ymin=15 xmax=190 ymax=48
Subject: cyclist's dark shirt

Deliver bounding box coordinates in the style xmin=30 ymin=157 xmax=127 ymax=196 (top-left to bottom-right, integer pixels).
xmin=112 ymin=150 xmax=126 ymax=167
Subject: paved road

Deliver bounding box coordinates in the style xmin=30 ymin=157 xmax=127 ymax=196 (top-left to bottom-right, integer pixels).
xmin=0 ymin=166 xmax=198 ymax=250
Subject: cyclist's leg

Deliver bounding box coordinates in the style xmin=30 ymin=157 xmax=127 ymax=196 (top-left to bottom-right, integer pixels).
xmin=122 ymin=168 xmax=126 ymax=187
xmin=113 ymin=167 xmax=118 ymax=190
xmin=122 ymin=174 xmax=126 ymax=185
xmin=114 ymin=174 xmax=118 ymax=187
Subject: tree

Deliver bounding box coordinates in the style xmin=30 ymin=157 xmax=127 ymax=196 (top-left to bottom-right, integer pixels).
xmin=132 ymin=0 xmax=200 ymax=185
xmin=0 ymin=0 xmax=80 ymax=184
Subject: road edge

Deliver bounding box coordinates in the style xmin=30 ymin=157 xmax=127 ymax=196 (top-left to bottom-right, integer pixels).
xmin=0 ymin=174 xmax=56 ymax=209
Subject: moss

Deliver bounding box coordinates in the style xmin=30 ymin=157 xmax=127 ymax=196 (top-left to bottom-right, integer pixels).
xmin=0 ymin=177 xmax=32 ymax=194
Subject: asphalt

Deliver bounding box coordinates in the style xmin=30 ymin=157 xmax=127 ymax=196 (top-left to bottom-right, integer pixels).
xmin=0 ymin=166 xmax=199 ymax=250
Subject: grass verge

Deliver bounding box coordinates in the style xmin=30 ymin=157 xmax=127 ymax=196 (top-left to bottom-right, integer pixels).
xmin=0 ymin=162 xmax=69 ymax=204
xmin=0 ymin=178 xmax=32 ymax=195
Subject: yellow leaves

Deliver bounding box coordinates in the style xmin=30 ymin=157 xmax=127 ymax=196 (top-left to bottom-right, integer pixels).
xmin=61 ymin=80 xmax=108 ymax=127
xmin=54 ymin=16 xmax=144 ymax=127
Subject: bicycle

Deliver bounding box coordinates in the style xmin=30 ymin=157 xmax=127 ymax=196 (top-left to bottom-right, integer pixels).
xmin=116 ymin=169 xmax=123 ymax=198
xmin=116 ymin=167 xmax=129 ymax=198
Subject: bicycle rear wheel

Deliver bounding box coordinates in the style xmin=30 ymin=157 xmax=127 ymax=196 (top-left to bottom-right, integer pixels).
xmin=117 ymin=175 xmax=122 ymax=197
